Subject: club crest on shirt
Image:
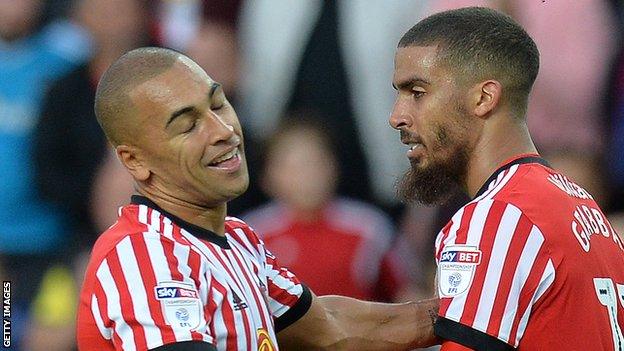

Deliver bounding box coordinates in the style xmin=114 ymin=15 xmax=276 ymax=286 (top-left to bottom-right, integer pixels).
xmin=257 ymin=328 xmax=276 ymax=351
xmin=154 ymin=281 xmax=203 ymax=330
xmin=438 ymin=245 xmax=482 ymax=297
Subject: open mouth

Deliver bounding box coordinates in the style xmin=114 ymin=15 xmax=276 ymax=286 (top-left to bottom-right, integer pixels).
xmin=208 ymin=148 xmax=241 ymax=171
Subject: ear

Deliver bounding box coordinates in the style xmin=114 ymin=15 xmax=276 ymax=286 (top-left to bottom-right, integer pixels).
xmin=116 ymin=144 xmax=151 ymax=181
xmin=471 ymin=80 xmax=502 ymax=118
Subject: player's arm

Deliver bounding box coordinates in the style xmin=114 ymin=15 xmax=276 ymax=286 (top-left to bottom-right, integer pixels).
xmin=277 ymin=291 xmax=440 ymax=350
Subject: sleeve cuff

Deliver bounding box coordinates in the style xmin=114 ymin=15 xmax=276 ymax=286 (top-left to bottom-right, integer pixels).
xmin=434 ymin=317 xmax=515 ymax=351
xmin=274 ymin=284 xmax=312 ymax=332
xmin=150 ymin=341 xmax=217 ymax=351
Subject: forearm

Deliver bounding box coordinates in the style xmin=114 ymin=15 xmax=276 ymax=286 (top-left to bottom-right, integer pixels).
xmin=317 ymin=296 xmax=440 ymax=350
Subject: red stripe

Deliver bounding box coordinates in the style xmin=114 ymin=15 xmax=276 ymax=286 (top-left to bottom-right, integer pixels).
xmin=458 ymin=201 xmax=507 ymax=324
xmin=455 ymin=203 xmax=477 ymax=245
xmin=213 ymin=278 xmax=239 ymax=350
xmin=486 ymin=215 xmax=533 ymax=335
xmin=94 ymin=280 xmax=113 ymax=327
xmin=107 ymin=245 xmax=148 ymax=350
xmin=204 ymin=276 xmax=218 ymax=340
xmin=507 ymin=246 xmax=550 ymax=346
xmin=159 ymin=236 xmax=184 ymax=282
xmin=201 ymin=241 xmax=249 ymax=300
xmin=130 ymin=234 xmax=177 ymax=344
xmin=267 ymin=279 xmax=299 ymax=307
xmin=229 ymin=247 xmax=272 ymax=329
xmin=200 ymin=240 xmax=254 ymax=346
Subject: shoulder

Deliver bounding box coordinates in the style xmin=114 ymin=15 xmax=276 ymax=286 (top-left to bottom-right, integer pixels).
xmin=225 ymin=215 xmax=264 ymax=248
xmin=436 ymin=197 xmax=547 ymax=262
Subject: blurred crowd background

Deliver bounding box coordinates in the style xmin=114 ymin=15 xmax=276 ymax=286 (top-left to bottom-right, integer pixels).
xmin=1 ymin=0 xmax=623 ymax=349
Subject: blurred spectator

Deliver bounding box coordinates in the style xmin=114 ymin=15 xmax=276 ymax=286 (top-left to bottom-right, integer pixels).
xmin=606 ymin=0 xmax=624 ymax=211
xmin=243 ymin=116 xmax=412 ymax=302
xmin=238 ymin=0 xmax=431 ymax=208
xmin=0 ymin=0 xmax=89 ymax=349
xmin=30 ymin=0 xmax=149 ymax=349
xmin=34 ymin=0 xmax=149 ymax=253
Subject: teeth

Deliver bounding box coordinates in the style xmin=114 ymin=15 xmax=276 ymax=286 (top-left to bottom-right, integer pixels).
xmin=211 ymin=149 xmax=238 ymax=165
xmin=409 ymin=143 xmax=421 ymax=151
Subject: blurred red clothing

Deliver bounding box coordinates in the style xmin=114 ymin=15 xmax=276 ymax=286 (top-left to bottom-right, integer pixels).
xmin=243 ymin=198 xmax=408 ymax=302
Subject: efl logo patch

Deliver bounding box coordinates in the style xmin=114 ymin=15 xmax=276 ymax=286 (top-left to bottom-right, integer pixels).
xmin=154 ymin=281 xmax=203 ymax=330
xmin=438 ymin=245 xmax=482 ymax=297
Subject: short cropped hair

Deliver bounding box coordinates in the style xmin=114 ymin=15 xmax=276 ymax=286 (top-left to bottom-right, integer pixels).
xmin=94 ymin=47 xmax=182 ymax=145
xmin=399 ymin=7 xmax=539 ymax=117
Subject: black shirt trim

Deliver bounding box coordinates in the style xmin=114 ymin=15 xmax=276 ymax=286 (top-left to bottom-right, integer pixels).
xmin=150 ymin=341 xmax=217 ymax=351
xmin=131 ymin=195 xmax=230 ymax=249
xmin=434 ymin=317 xmax=514 ymax=351
xmin=274 ymin=284 xmax=313 ymax=333
xmin=474 ymin=156 xmax=551 ymax=199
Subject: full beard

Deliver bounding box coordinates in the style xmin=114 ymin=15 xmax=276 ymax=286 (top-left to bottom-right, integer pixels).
xmin=397 ymin=126 xmax=470 ymax=205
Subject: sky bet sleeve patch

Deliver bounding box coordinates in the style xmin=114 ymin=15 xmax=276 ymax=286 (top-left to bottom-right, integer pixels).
xmin=438 ymin=245 xmax=482 ymax=297
xmin=155 ymin=281 xmax=203 ymax=330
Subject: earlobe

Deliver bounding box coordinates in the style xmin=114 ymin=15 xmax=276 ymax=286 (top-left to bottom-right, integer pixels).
xmin=116 ymin=145 xmax=150 ymax=181
xmin=473 ymin=80 xmax=502 ymax=118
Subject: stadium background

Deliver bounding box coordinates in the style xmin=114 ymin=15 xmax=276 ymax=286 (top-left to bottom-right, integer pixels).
xmin=0 ymin=0 xmax=622 ymax=349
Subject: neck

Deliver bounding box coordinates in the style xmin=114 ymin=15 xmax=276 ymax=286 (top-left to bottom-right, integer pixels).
xmin=136 ymin=187 xmax=227 ymax=235
xmin=464 ymin=117 xmax=537 ymax=198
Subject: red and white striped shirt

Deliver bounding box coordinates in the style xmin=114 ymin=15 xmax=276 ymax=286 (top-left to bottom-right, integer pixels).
xmin=434 ymin=155 xmax=624 ymax=350
xmin=77 ymin=196 xmax=311 ymax=351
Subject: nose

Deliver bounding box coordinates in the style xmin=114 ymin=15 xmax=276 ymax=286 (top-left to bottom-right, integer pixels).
xmin=389 ymin=96 xmax=412 ymax=130
xmin=204 ymin=111 xmax=236 ymax=144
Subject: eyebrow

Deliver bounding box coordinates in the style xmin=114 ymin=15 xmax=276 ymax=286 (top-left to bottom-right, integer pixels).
xmin=166 ymin=82 xmax=223 ymax=128
xmin=392 ymin=76 xmax=431 ymax=90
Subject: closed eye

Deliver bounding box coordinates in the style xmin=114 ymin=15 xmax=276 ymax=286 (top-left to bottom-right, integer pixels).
xmin=183 ymin=119 xmax=197 ymax=133
xmin=413 ymin=90 xmax=426 ymax=99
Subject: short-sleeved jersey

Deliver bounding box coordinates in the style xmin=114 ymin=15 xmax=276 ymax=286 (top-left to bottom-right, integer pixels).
xmin=434 ymin=155 xmax=624 ymax=350
xmin=77 ymin=196 xmax=312 ymax=351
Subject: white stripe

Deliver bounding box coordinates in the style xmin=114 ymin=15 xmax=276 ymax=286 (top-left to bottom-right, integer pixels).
xmin=116 ymin=236 xmax=164 ymax=349
xmin=163 ymin=217 xmax=174 ymax=240
xmin=96 ymin=259 xmax=136 ymax=351
xmin=434 ymin=230 xmax=445 ymax=256
xmin=211 ymin=287 xmax=229 ymax=350
xmin=169 ymin=243 xmax=211 ymax=337
xmin=466 ymin=200 xmax=493 ymax=246
xmin=138 ymin=205 xmax=148 ymax=224
xmin=231 ymin=229 xmax=263 ymax=278
xmin=223 ymin=250 xmax=254 ymax=351
xmin=180 ymin=231 xmax=250 ymax=307
xmin=472 ymin=170 xmax=507 ymax=203
xmin=472 ymin=204 xmax=522 ymax=331
xmin=91 ymin=294 xmax=113 ymax=340
xmin=441 ymin=207 xmax=466 ymax=250
xmin=446 ymin=200 xmax=493 ymax=319
xmin=233 ymin=228 xmax=263 ymax=264
xmin=483 ymin=165 xmax=519 ymax=200
xmin=143 ymin=231 xmax=191 ymax=342
xmin=514 ymin=259 xmax=555 ymax=346
xmin=150 ymin=209 xmax=161 ymax=232
xmin=266 ymin=268 xmax=303 ymax=318
xmin=227 ymin=246 xmax=272 ymax=329
xmin=498 ymin=225 xmax=545 ymax=343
